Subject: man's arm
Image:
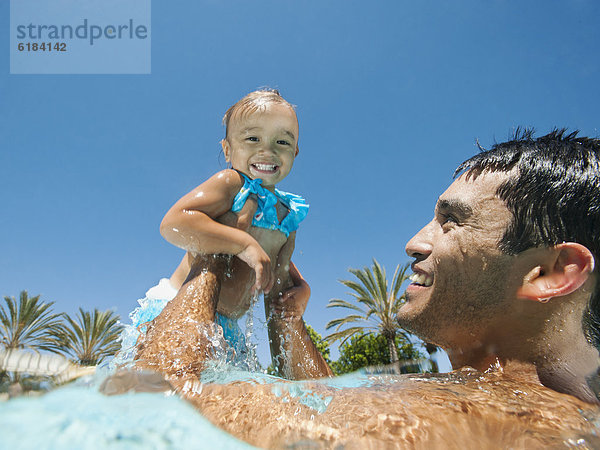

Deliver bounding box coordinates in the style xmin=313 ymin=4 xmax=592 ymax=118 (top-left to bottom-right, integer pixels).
xmin=265 ymin=259 xmax=333 ymax=379
xmin=136 ymin=253 xmax=228 ymax=381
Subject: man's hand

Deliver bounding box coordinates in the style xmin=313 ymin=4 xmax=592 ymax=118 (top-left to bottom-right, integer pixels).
xmin=270 ymin=262 xmax=310 ymax=320
xmin=265 ymin=262 xmax=332 ymax=379
xmin=237 ymin=242 xmax=274 ymax=294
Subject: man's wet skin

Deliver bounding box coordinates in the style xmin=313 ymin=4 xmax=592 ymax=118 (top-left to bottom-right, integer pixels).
xmin=186 ymin=369 xmax=599 ymax=449
xmin=135 ymin=254 xmax=228 ymax=382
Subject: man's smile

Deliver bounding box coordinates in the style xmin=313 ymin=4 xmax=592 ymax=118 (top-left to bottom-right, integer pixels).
xmin=408 ymin=272 xmax=434 ymax=287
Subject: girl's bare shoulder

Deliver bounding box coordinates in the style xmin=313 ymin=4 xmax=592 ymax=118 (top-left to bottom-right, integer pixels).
xmin=168 ymin=169 xmax=245 ymax=217
xmin=203 ymin=169 xmax=244 ymax=194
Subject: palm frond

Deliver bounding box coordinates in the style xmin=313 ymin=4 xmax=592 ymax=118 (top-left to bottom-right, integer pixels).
xmin=325 ymin=315 xmax=367 ymax=331
xmin=351 ymin=267 xmax=378 ymax=300
xmin=324 ymin=326 xmax=376 ymax=347
xmin=53 ymin=308 xmax=123 ymax=366
xmin=327 ymin=260 xmax=416 ymax=363
xmin=0 ymin=291 xmax=64 ymax=353
xmin=371 ymin=259 xmax=388 ymax=303
xmin=391 ymin=262 xmax=411 ymax=300
xmin=326 ymin=299 xmax=365 ymax=313
xmin=339 ymin=280 xmax=372 ymax=302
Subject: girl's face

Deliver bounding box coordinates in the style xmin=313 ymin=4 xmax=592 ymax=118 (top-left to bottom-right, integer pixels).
xmin=222 ymin=103 xmax=299 ymax=189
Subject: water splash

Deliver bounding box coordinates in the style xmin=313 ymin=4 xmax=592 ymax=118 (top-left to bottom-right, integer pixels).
xmin=242 ymin=292 xmax=261 ymax=373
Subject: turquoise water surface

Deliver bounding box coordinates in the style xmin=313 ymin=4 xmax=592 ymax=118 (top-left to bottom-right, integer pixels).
xmin=0 ymin=374 xmax=252 ymax=450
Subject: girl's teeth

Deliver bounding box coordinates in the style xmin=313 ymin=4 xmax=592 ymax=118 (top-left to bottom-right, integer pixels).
xmin=254 ymin=164 xmax=276 ymax=171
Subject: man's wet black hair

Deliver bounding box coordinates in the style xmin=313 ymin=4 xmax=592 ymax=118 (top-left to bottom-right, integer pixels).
xmin=455 ymin=128 xmax=600 ymax=347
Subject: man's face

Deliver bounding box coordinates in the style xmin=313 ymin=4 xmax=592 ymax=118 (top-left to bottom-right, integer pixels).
xmin=398 ymin=171 xmax=520 ymax=348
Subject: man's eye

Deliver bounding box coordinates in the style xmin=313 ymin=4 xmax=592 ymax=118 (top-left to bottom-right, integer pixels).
xmin=440 ymin=214 xmax=459 ymax=226
xmin=277 ymin=140 xmax=290 ymax=146
xmin=246 ymin=137 xmax=259 ymax=142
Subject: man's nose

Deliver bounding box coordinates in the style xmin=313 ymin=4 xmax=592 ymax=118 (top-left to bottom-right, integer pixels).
xmin=405 ymin=221 xmax=434 ymax=259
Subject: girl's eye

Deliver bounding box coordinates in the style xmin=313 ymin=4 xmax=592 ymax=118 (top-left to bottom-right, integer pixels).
xmin=277 ymin=140 xmax=290 ymax=146
xmin=246 ymin=137 xmax=259 ymax=142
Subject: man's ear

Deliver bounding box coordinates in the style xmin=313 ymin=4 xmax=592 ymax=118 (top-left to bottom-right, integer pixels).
xmin=221 ymin=139 xmax=230 ymax=162
xmin=295 ymin=144 xmax=300 ymax=157
xmin=517 ymin=243 xmax=595 ymax=302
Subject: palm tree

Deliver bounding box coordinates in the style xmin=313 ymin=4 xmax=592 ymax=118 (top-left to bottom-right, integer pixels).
xmin=0 ymin=291 xmax=64 ymax=353
xmin=325 ymin=259 xmax=411 ymax=373
xmin=54 ymin=308 xmax=123 ymax=366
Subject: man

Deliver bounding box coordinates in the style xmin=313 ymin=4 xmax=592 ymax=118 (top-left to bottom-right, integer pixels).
xmin=115 ymin=129 xmax=600 ymax=447
xmin=399 ymin=128 xmax=599 ymax=404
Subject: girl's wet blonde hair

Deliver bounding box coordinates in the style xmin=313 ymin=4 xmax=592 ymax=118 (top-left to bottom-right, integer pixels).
xmin=222 ymin=88 xmax=296 ymax=138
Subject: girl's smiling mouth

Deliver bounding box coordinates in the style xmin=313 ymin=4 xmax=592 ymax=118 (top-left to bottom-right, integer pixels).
xmin=250 ymin=163 xmax=279 ymax=174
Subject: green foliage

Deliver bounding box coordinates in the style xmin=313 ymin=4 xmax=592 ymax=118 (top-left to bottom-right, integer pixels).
xmin=305 ymin=324 xmax=331 ymax=364
xmin=53 ymin=308 xmax=123 ymax=366
xmin=0 ymin=292 xmax=125 ymax=393
xmin=265 ymin=260 xmax=437 ymax=377
xmin=266 ymin=323 xmax=331 ymax=376
xmin=325 ymin=259 xmax=411 ymax=345
xmin=325 ymin=260 xmax=413 ymax=372
xmin=0 ymin=291 xmax=63 ymax=353
xmin=265 ymin=363 xmax=277 ymax=376
xmin=331 ymin=332 xmax=424 ymax=375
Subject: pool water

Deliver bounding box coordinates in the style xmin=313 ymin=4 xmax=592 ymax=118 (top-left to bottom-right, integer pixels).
xmin=3 ymin=291 xmax=600 ymax=449
xmin=2 ymin=362 xmax=600 ymax=449
xmin=0 ymin=369 xmax=251 ymax=450
xmin=0 ymin=362 xmax=377 ymax=450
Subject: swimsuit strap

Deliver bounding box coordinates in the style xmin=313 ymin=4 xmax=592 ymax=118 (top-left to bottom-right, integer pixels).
xmin=231 ymin=172 xmax=308 ymax=237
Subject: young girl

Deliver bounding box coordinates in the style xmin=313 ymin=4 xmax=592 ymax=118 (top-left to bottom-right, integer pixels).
xmin=115 ymin=89 xmax=331 ymax=381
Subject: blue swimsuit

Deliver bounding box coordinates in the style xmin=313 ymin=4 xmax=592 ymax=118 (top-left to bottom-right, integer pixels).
xmin=231 ymin=172 xmax=309 ymax=237
xmin=112 ymin=279 xmax=249 ymax=369
xmin=112 ymin=175 xmax=308 ymax=369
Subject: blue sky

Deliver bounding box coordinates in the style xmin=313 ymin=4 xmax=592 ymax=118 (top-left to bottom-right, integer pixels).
xmin=1 ymin=0 xmax=599 ymax=368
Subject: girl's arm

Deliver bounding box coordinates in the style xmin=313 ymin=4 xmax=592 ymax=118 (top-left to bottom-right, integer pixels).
xmin=160 ymin=169 xmax=273 ymax=293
